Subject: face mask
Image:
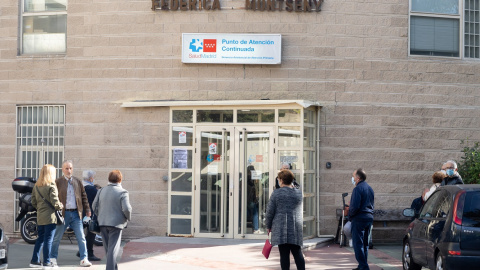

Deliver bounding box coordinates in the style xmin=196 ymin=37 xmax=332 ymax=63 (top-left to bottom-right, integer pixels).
xmin=446 ymin=169 xmax=454 ymax=177
xmin=351 ymin=177 xmax=356 ymax=186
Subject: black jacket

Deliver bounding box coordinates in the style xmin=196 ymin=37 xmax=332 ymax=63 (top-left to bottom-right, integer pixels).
xmin=441 ymin=175 xmax=463 ymax=186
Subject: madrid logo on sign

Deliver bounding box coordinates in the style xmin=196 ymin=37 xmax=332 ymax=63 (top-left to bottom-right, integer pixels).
xmin=189 ymin=39 xmax=216 ymax=53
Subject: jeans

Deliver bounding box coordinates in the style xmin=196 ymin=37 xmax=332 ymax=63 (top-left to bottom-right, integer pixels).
xmin=351 ymin=218 xmax=373 ymax=270
xmin=100 ymin=226 xmax=123 ymax=270
xmin=31 ymin=223 xmax=56 ymax=264
xmin=247 ymin=202 xmax=259 ymax=231
xmin=278 ymin=244 xmax=305 ymax=270
xmin=51 ymin=211 xmax=88 ymax=260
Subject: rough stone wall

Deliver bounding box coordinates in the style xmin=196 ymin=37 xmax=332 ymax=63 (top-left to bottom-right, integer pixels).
xmin=0 ymin=0 xmax=479 ymax=238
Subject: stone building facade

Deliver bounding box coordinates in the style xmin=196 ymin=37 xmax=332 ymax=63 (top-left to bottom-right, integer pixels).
xmin=1 ymin=0 xmax=479 ymax=240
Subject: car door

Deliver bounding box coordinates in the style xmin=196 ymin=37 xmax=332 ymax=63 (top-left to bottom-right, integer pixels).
xmin=459 ymin=191 xmax=480 ymax=255
xmin=425 ymin=190 xmax=451 ymax=267
xmin=410 ymin=191 xmax=442 ymax=265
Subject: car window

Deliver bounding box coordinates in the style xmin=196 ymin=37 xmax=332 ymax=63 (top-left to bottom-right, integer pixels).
xmin=420 ymin=190 xmax=442 ymax=218
xmin=431 ymin=191 xmax=451 ymax=218
xmin=462 ymin=191 xmax=480 ymax=227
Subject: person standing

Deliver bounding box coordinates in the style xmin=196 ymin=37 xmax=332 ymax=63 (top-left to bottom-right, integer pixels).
xmin=92 ymin=170 xmax=132 ymax=270
xmin=30 ymin=164 xmax=63 ymax=269
xmin=441 ymin=160 xmax=464 ymax=185
xmin=78 ymin=170 xmax=101 ymax=261
xmin=349 ymin=168 xmax=375 ymax=270
xmin=265 ymin=170 xmax=305 ymax=270
xmin=50 ymin=160 xmax=92 ymax=267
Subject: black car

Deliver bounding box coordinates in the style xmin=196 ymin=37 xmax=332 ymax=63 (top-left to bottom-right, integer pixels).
xmin=402 ymin=185 xmax=480 ymax=270
xmin=0 ymin=223 xmax=8 ymax=269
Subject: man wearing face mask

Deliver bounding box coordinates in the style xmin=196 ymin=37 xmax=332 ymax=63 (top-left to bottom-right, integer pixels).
xmin=348 ymin=168 xmax=375 ymax=270
xmin=441 ymin=160 xmax=464 ymax=186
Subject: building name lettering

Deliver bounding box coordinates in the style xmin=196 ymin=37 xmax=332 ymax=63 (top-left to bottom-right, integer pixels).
xmin=246 ymin=0 xmax=322 ymax=12
xmin=152 ymin=0 xmax=221 ymax=11
xmin=152 ymin=0 xmax=323 ymax=12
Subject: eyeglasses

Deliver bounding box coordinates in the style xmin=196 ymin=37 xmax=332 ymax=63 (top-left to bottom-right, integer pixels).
xmin=445 ymin=167 xmax=454 ymax=170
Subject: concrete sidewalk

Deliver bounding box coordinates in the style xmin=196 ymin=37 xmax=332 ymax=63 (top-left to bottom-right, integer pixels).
xmin=8 ymin=236 xmax=404 ymax=269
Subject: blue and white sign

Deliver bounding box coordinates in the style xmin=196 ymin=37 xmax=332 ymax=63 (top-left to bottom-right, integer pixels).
xmin=182 ymin=33 xmax=282 ymax=65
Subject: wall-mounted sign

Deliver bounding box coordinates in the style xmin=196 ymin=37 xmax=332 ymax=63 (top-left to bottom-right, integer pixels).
xmin=182 ymin=33 xmax=281 ymax=65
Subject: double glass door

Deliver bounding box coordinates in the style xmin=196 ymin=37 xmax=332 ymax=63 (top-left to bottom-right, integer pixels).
xmin=194 ymin=126 xmax=274 ymax=238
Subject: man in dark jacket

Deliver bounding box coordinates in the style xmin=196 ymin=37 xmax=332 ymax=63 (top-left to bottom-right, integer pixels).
xmin=441 ymin=160 xmax=464 ymax=186
xmin=80 ymin=170 xmax=101 ymax=261
xmin=349 ymin=168 xmax=375 ymax=270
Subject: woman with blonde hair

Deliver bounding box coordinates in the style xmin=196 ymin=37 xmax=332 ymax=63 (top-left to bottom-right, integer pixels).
xmin=30 ymin=164 xmax=63 ymax=269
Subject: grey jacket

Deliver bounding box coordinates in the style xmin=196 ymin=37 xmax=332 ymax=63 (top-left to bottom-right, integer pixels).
xmin=265 ymin=186 xmax=303 ymax=247
xmin=92 ymin=183 xmax=132 ymax=229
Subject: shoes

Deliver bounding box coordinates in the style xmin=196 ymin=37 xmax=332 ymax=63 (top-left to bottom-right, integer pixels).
xmin=88 ymin=255 xmax=101 ymax=261
xmin=29 ymin=261 xmax=42 ymax=268
xmin=253 ymin=230 xmax=264 ymax=234
xmin=42 ymin=262 xmax=58 ymax=269
xmin=50 ymin=258 xmax=57 ymax=266
xmin=80 ymin=259 xmax=92 ymax=267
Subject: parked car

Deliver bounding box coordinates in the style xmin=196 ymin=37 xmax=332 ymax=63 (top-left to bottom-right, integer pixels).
xmin=402 ymin=184 xmax=480 ymax=270
xmin=0 ymin=223 xmax=8 ymax=269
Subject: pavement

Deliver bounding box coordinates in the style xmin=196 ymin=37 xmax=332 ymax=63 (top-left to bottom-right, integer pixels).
xmin=7 ymin=236 xmax=406 ymax=270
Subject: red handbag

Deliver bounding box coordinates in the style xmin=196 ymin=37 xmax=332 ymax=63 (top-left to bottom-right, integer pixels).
xmin=262 ymin=232 xmax=273 ymax=259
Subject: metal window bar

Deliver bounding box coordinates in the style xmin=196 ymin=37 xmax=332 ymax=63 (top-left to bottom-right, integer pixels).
xmin=14 ymin=105 xmax=65 ymax=231
xmin=465 ymin=0 xmax=480 ymax=58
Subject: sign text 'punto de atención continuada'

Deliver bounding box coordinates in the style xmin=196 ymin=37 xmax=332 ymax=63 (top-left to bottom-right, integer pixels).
xmin=152 ymin=0 xmax=323 ymax=12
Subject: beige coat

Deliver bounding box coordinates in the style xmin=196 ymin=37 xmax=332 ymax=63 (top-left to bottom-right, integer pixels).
xmin=31 ymin=183 xmax=63 ymax=225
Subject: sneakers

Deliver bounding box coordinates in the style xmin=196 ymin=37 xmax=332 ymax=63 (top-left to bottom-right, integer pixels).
xmin=50 ymin=258 xmax=57 ymax=266
xmin=88 ymin=255 xmax=101 ymax=261
xmin=42 ymin=262 xmax=58 ymax=269
xmin=253 ymin=230 xmax=264 ymax=234
xmin=29 ymin=261 xmax=42 ymax=268
xmin=80 ymin=259 xmax=92 ymax=267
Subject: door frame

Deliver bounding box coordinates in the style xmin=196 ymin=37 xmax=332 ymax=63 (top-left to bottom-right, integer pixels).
xmin=193 ymin=125 xmax=275 ymax=239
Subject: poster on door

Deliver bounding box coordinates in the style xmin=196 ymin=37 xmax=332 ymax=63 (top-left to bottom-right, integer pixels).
xmin=209 ymin=143 xmax=217 ymax=154
xmin=179 ymin=131 xmax=186 ymax=144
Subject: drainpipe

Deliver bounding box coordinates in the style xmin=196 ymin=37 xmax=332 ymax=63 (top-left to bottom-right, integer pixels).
xmin=316 ymin=107 xmax=321 ymax=237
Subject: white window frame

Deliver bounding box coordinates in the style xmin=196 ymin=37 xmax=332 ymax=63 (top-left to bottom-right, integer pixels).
xmin=408 ymin=0 xmax=463 ymax=59
xmin=19 ymin=0 xmax=68 ymax=55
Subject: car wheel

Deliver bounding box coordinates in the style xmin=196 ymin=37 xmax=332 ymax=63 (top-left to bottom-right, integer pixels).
xmin=402 ymin=240 xmax=422 ymax=270
xmin=436 ymin=252 xmax=446 ymax=270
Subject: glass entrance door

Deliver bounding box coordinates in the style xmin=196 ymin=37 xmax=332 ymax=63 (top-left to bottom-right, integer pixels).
xmin=234 ymin=127 xmax=274 ymax=238
xmin=194 ymin=126 xmax=274 ymax=239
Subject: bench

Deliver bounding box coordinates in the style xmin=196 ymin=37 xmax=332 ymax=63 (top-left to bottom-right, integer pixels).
xmin=335 ymin=208 xmax=411 ymax=244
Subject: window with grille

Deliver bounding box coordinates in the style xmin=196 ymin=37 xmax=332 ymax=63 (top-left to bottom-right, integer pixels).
xmin=465 ymin=0 xmax=480 ymax=58
xmin=14 ymin=105 xmax=65 ymax=230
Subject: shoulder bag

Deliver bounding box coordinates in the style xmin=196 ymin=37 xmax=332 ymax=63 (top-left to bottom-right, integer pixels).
xmin=35 ymin=186 xmax=64 ymax=225
xmin=89 ymin=188 xmax=103 ymax=234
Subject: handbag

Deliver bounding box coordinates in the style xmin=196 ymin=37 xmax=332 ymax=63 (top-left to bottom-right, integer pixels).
xmin=35 ymin=186 xmax=64 ymax=225
xmin=89 ymin=187 xmax=103 ymax=234
xmin=88 ymin=215 xmax=100 ymax=234
xmin=262 ymin=232 xmax=273 ymax=259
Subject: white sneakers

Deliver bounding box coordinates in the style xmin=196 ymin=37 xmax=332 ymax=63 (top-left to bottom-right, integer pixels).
xmin=253 ymin=230 xmax=264 ymax=234
xmin=80 ymin=259 xmax=92 ymax=267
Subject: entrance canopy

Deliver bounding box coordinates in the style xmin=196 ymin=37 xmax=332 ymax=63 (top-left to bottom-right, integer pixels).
xmin=121 ymin=100 xmax=321 ymax=109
